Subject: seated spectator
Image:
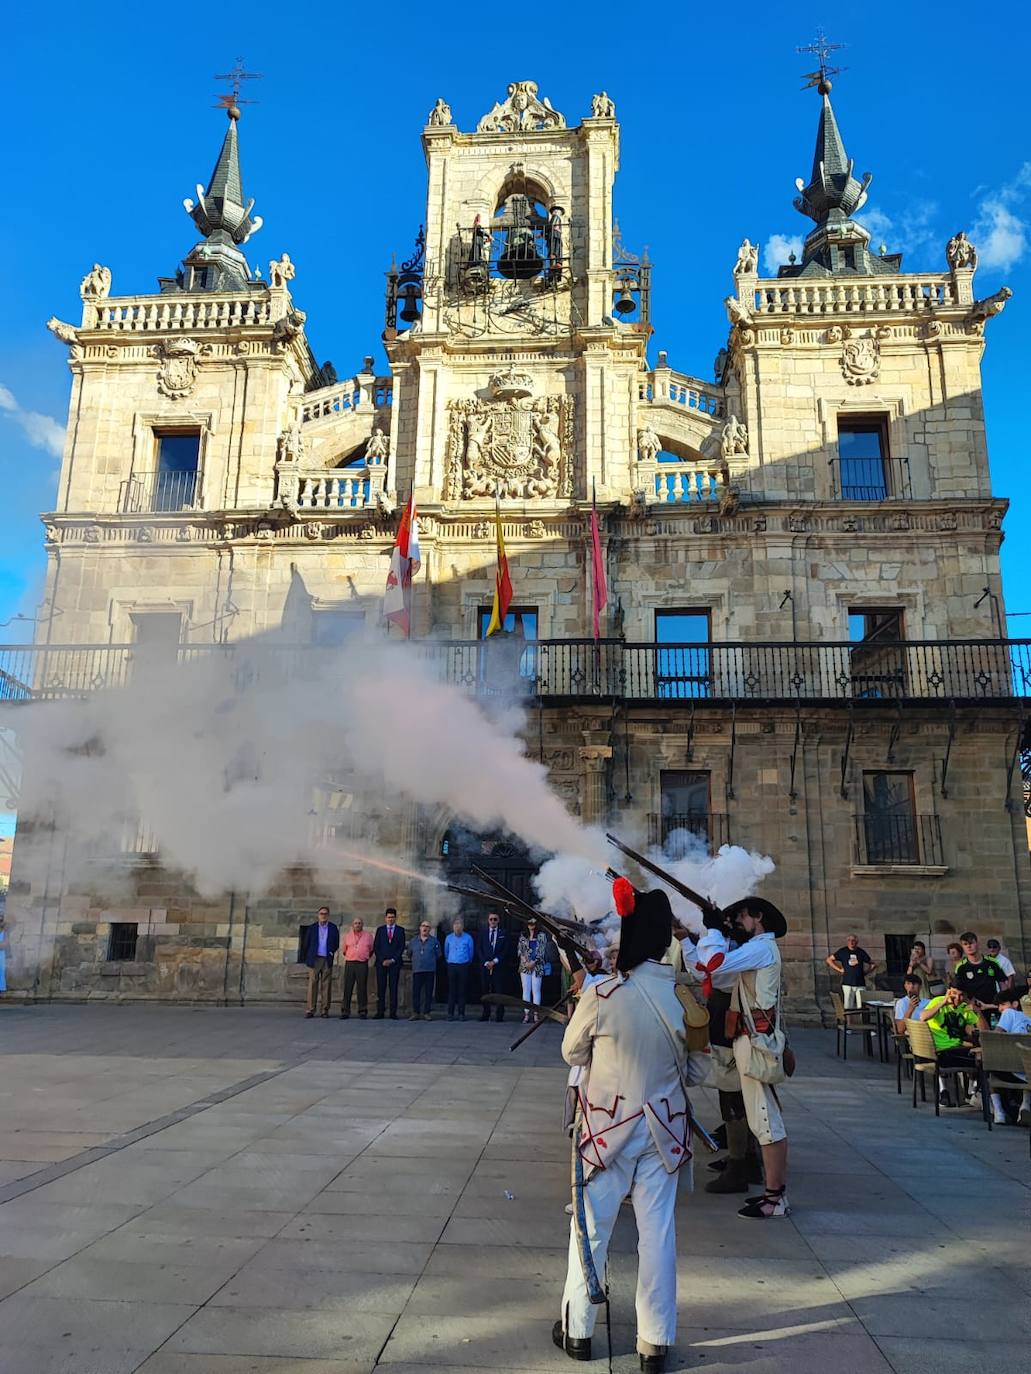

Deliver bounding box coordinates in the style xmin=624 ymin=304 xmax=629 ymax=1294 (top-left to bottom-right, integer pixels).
xmin=1021 ymin=969 xmax=1031 ymax=1019
xmin=988 ymin=990 xmax=1031 ymax=1126
xmin=920 ymin=983 xmax=988 ymax=1106
xmin=985 ymin=939 xmax=1015 ymax=991
xmin=953 ymin=933 xmax=1004 ymax=1008
xmin=894 ymin=974 xmax=929 ymax=1034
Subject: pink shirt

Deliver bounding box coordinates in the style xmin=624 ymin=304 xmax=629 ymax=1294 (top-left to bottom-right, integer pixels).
xmin=343 ymin=930 xmax=374 ymax=962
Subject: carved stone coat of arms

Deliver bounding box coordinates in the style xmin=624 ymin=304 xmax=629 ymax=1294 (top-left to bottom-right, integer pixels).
xmin=445 ymin=373 xmax=573 ymax=500
xmin=154 ymin=337 xmax=201 ymax=399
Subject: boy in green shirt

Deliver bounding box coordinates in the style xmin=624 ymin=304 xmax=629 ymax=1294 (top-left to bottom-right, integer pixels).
xmin=920 ymin=985 xmax=987 ymax=1065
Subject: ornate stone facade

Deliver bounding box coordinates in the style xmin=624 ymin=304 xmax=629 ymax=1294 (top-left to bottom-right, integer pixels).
xmin=5 ymin=77 xmax=1026 ymax=1016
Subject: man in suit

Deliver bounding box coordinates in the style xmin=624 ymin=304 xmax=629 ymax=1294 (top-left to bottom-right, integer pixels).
xmin=303 ymin=906 xmax=340 ymax=1018
xmin=373 ymin=907 xmax=406 ymax=1019
xmin=477 ymin=911 xmax=508 ymax=1022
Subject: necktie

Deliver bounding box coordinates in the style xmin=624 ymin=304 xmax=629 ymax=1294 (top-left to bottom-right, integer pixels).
xmin=491 ymin=931 xmax=496 ymax=951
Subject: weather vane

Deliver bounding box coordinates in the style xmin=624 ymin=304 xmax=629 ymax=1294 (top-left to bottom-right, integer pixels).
xmin=213 ymin=59 xmax=263 ymax=118
xmin=797 ymin=29 xmax=846 ymax=92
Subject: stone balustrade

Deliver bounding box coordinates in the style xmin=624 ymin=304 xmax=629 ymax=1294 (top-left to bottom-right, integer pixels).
xmin=638 ymin=368 xmax=723 ymax=417
xmin=280 ymin=464 xmax=387 ymax=511
xmin=638 ymin=459 xmax=723 ymax=503
xmin=300 ymin=376 xmax=394 ymax=424
xmin=750 ymin=274 xmax=957 ymax=316
xmin=86 ymin=292 xmax=275 ymax=332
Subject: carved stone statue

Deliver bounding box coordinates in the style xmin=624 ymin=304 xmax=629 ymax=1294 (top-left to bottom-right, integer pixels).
xmin=477 ymin=81 xmax=566 ymax=134
xmin=590 ymin=91 xmax=616 ymax=118
xmin=468 ymin=215 xmax=492 ymax=269
xmin=546 ymin=205 xmax=565 ymax=271
xmin=733 ymin=239 xmax=759 ymax=275
xmin=967 ymin=285 xmax=1012 ymax=327
xmin=840 ymin=334 xmax=880 ymax=385
xmin=427 ymin=98 xmax=453 ymax=127
xmin=46 ymin=317 xmax=79 ymax=345
xmin=268 ymin=254 xmax=296 ymax=288
xmin=946 ymin=231 xmax=978 ymax=271
xmin=272 ymin=308 xmax=306 ymax=344
xmin=80 ymin=264 xmax=111 ymax=299
xmin=720 ymin=414 xmax=749 ymax=460
xmin=636 ymin=424 xmax=661 ymax=465
xmin=724 ymin=295 xmax=753 ymax=327
xmin=365 ymin=427 xmax=389 ymax=464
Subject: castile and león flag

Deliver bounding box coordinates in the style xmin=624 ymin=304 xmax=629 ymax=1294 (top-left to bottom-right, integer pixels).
xmin=382 ymin=493 xmax=421 ymax=636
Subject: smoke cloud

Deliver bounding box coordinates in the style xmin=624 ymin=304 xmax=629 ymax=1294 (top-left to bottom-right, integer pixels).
xmin=7 ymin=632 xmax=609 ymax=901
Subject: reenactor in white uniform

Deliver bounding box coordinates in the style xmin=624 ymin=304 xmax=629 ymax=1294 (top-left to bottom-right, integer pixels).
xmin=694 ymin=897 xmax=790 ymax=1218
xmin=554 ymin=879 xmax=694 ymax=1373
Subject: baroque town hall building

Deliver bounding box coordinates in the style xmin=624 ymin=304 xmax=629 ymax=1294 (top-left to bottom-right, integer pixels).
xmin=4 ymin=75 xmax=1028 ymax=1011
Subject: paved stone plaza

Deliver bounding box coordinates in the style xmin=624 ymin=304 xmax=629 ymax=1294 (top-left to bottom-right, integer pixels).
xmin=0 ymin=1006 xmax=1028 ymax=1374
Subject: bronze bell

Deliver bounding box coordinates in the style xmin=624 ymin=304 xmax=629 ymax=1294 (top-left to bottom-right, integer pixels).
xmin=398 ymin=281 xmax=421 ymax=324
xmin=613 ymin=280 xmax=637 ymax=316
xmin=497 ymin=194 xmax=543 ymax=280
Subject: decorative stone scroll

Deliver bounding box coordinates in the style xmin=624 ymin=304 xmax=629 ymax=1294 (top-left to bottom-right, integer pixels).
xmin=445 ymin=374 xmax=573 ymax=500
xmin=477 ymin=81 xmax=565 ymax=133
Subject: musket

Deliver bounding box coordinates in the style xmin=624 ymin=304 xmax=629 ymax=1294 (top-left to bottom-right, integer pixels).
xmin=481 ymin=991 xmax=571 ymax=1030
xmin=446 ymin=880 xmax=592 ymax=941
xmin=467 ymin=864 xmax=597 ymax=963
xmin=605 ymin=832 xmax=724 ymax=923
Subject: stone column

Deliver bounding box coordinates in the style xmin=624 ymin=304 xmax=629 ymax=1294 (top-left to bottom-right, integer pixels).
xmin=578 ymin=743 xmax=612 ymax=825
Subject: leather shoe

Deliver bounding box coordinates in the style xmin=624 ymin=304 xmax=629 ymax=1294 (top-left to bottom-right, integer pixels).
xmin=304 ymin=1011 xmax=314 ymax=1018
xmin=639 ymin=1342 xmax=668 ymax=1372
xmin=374 ymin=1013 xmax=385 ymax=1020
xmin=552 ymin=1320 xmax=591 ymax=1362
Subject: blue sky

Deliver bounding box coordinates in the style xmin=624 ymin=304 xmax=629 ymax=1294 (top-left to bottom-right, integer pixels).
xmin=2 ymin=2 xmax=1029 ymax=638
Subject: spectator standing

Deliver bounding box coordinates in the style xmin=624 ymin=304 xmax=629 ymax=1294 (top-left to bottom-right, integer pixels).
xmin=893 ymin=973 xmax=929 ymax=1033
xmin=953 ymin=933 xmax=1004 ymax=1008
xmin=409 ymin=920 xmax=440 ymax=1021
xmin=445 ymin=917 xmax=474 ymax=1021
xmin=985 ymin=939 xmax=1016 ymax=991
xmin=302 ymin=907 xmax=339 ymax=1018
xmin=339 ymin=917 xmax=374 ymax=1019
xmin=826 ymin=934 xmax=875 ymax=1009
xmin=518 ymin=917 xmax=547 ymax=1023
xmin=906 ymin=941 xmax=937 ymax=996
xmin=373 ymin=907 xmax=406 ymax=1019
xmin=945 ymin=941 xmax=963 ymax=973
xmin=477 ymin=911 xmax=509 ymax=1022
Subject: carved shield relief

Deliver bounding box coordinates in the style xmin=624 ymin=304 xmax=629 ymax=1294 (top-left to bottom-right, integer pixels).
xmin=445 ymin=394 xmax=574 ymax=501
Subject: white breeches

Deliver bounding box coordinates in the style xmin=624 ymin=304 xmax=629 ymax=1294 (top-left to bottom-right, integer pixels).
xmin=842 ymin=985 xmax=864 ymax=1010
xmin=561 ymin=1116 xmax=678 ymax=1346
xmin=521 ymin=971 xmax=542 ymax=1005
xmin=710 ymin=1043 xmax=787 ymax=1147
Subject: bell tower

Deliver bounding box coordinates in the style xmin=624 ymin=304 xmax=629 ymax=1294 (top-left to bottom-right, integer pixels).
xmin=383 ymin=83 xmax=649 ymax=507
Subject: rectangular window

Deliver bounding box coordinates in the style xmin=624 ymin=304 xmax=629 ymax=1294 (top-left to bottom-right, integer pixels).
xmin=658 ymin=770 xmax=711 ymax=855
xmin=153 ymin=430 xmax=200 ymax=512
xmin=837 ymin=416 xmax=888 ymax=500
xmin=107 ymin=922 xmax=139 ymax=961
xmin=862 ymin=771 xmax=918 ymax=864
xmin=478 ymin=606 xmax=538 ymax=681
xmin=848 ymin=608 xmax=906 ymax=698
xmin=884 ymin=933 xmax=916 ymax=979
xmin=655 ymin=610 xmax=710 ymax=699
xmin=312 ymin=611 xmax=364 ymax=646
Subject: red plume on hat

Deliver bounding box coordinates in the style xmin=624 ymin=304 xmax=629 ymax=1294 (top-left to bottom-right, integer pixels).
xmin=612 ymin=876 xmax=636 ymax=918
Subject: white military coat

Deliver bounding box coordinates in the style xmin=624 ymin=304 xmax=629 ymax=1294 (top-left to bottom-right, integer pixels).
xmin=562 ymin=960 xmax=692 ymax=1177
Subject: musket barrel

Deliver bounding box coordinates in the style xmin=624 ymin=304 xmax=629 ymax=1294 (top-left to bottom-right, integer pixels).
xmin=605 ymin=832 xmax=724 ymax=920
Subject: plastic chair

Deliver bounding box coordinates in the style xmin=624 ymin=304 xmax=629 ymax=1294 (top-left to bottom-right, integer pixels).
xmin=831 ymin=991 xmax=876 ymax=1060
xmin=905 ymin=1018 xmax=972 ymax=1116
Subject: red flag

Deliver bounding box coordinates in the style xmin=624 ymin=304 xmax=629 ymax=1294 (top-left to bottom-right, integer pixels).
xmin=589 ymin=485 xmax=607 ymax=640
xmin=383 ymin=494 xmax=421 ymax=637
xmin=485 ymin=499 xmax=513 ymax=637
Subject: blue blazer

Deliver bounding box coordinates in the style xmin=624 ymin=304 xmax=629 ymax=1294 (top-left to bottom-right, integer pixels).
xmin=374 ymin=923 xmax=407 ymax=964
xmin=303 ymin=921 xmax=340 ymax=968
xmin=476 ymin=927 xmax=509 ymax=967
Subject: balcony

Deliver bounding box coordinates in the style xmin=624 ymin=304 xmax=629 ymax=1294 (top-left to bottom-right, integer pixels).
xmin=853 ymin=814 xmax=944 ymax=868
xmin=1 ymin=639 xmax=1028 ymax=706
xmin=648 ymin=813 xmax=732 ymax=855
xmin=120 ymin=470 xmax=198 ymax=514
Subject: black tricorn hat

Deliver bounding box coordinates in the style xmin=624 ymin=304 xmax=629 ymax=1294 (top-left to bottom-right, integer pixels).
xmin=722 ymin=897 xmax=787 ymax=939
xmin=613 ymin=878 xmax=674 ymax=972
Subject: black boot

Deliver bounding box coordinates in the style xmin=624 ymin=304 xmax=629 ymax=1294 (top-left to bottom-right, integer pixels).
xmin=705 ymin=1121 xmax=754 ymax=1194
xmin=552 ymin=1321 xmax=592 ymax=1362
xmin=639 ymin=1342 xmax=668 ymax=1372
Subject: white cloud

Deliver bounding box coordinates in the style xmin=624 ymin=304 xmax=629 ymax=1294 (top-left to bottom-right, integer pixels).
xmin=971 ymin=163 xmax=1031 ymax=271
xmin=0 ymin=382 xmax=65 ymax=458
xmin=859 ymin=200 xmax=939 ymax=260
xmin=763 ymin=233 xmax=804 ymax=274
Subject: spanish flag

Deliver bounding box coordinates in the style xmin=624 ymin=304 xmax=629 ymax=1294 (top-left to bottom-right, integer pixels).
xmin=484 ymin=498 xmax=513 ymax=637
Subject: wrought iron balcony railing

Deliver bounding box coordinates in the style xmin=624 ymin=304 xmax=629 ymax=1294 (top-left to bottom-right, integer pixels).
xmin=120 ymin=469 xmax=198 ymax=513
xmin=853 ymin=813 xmax=944 ymax=867
xmin=647 ymin=813 xmax=732 ymax=855
xmin=830 ymin=456 xmax=912 ymax=501
xmin=0 ymin=639 xmax=1028 ymax=705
